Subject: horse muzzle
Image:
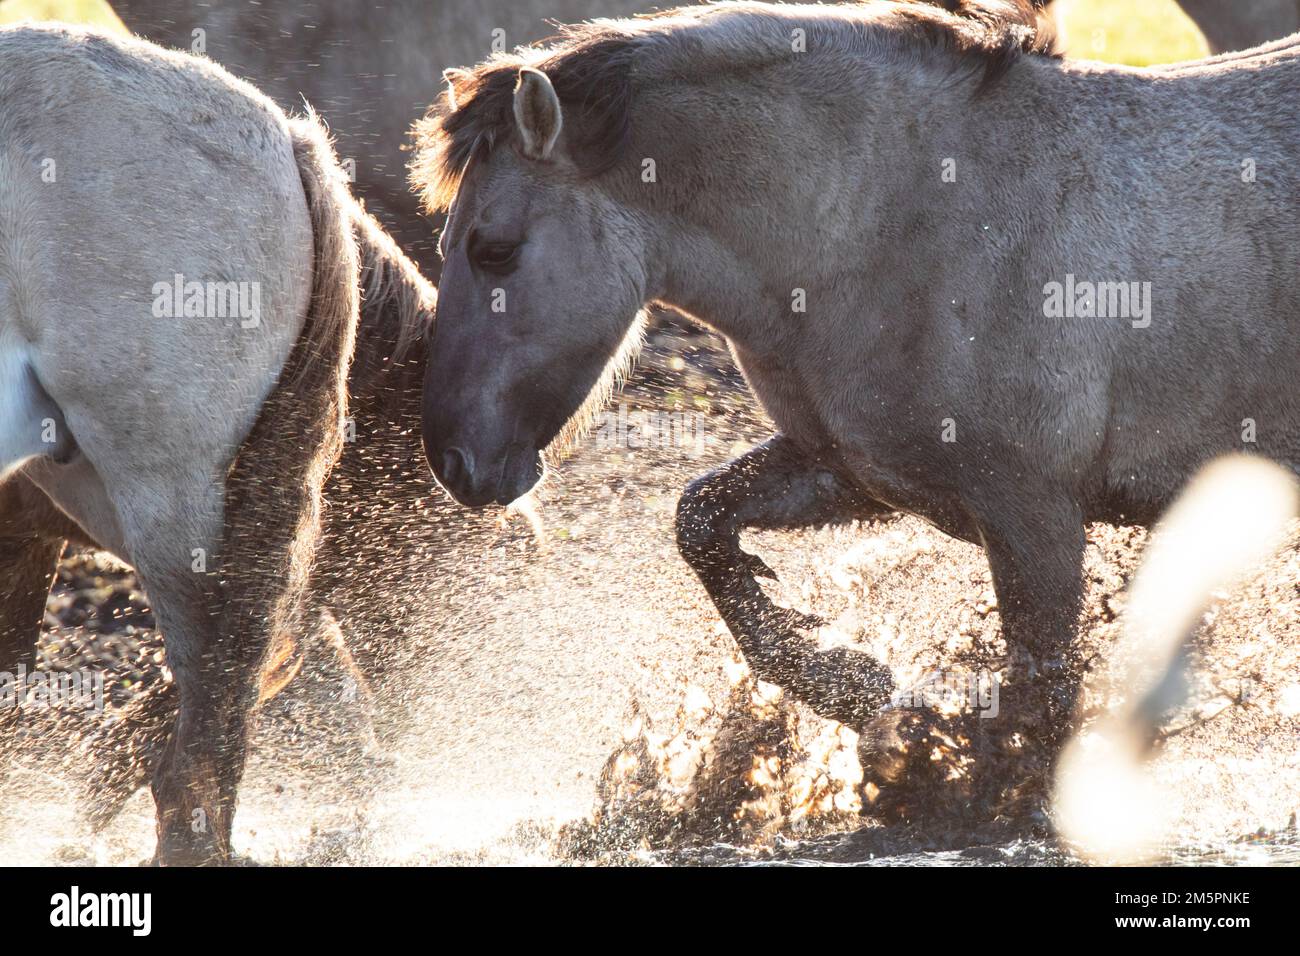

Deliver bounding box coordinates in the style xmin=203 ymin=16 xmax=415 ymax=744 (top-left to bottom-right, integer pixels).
xmin=424 ymin=436 xmax=542 ymax=508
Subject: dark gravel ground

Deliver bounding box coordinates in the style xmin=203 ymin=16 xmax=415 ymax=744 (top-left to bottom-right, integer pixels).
xmin=39 ymin=550 xmax=160 ymax=707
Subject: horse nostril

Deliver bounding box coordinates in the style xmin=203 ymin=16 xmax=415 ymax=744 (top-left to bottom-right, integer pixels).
xmin=441 ymin=446 xmax=472 ymax=489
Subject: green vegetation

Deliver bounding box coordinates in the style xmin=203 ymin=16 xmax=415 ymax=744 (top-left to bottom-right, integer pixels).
xmin=0 ymin=0 xmax=125 ymax=31
xmin=1055 ymin=0 xmax=1210 ymax=66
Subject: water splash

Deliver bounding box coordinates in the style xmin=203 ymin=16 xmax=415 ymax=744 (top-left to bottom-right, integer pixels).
xmin=4 ymin=335 xmax=1299 ymax=865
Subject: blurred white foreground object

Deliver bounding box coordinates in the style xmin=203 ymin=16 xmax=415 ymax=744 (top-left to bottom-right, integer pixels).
xmin=1054 ymin=455 xmax=1298 ymax=863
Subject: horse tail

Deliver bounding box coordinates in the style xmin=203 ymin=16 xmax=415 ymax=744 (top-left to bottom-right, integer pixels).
xmin=232 ymin=109 xmax=360 ymax=707
xmin=78 ymin=110 xmax=362 ymax=830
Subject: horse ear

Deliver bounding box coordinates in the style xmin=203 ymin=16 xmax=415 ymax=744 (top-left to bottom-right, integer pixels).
xmin=512 ymin=67 xmax=562 ymax=160
xmin=443 ymin=67 xmax=472 ymax=110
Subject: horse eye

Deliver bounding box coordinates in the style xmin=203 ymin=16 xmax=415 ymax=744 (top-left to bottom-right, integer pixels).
xmin=472 ymin=241 xmax=520 ymax=274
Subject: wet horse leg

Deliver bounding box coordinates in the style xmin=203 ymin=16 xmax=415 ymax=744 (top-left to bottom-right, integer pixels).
xmin=0 ymin=476 xmax=80 ymax=761
xmin=139 ymin=565 xmax=228 ymax=863
xmin=967 ymin=486 xmax=1087 ymax=748
xmin=143 ymin=497 xmax=317 ymax=864
xmin=149 ymin=294 xmax=349 ymax=862
xmin=147 ymin=456 xmax=336 ymax=863
xmin=675 ymin=435 xmax=897 ymax=727
xmin=858 ymin=485 xmax=1088 ymax=819
xmin=0 ymin=477 xmax=66 ymax=674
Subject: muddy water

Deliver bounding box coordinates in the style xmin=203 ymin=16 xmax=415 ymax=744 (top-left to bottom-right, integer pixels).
xmin=2 ymin=328 xmax=1297 ymax=865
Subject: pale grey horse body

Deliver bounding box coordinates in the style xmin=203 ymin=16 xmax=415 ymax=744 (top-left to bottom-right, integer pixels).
xmin=110 ymin=0 xmax=655 ymax=278
xmin=0 ymin=24 xmax=361 ymax=863
xmin=416 ymin=0 xmax=1299 ymax=801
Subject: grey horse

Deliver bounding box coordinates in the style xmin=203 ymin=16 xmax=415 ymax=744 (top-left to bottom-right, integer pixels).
xmin=0 ymin=23 xmax=431 ymax=863
xmin=414 ymin=0 xmax=1299 ymax=792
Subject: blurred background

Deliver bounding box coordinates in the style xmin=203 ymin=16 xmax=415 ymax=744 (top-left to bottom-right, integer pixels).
xmin=0 ymin=0 xmax=1217 ymax=64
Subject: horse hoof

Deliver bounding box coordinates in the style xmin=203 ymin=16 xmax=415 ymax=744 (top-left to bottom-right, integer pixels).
xmin=857 ymin=706 xmax=984 ymax=824
xmin=859 ymin=707 xmax=964 ymax=782
xmin=795 ymin=646 xmax=894 ymax=730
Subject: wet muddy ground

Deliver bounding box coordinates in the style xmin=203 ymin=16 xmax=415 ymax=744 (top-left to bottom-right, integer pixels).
xmin=2 ymin=324 xmax=1298 ymax=865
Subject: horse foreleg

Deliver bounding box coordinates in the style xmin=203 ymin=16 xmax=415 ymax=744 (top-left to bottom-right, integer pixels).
xmin=968 ymin=488 xmax=1087 ymax=748
xmin=675 ymin=435 xmax=896 ymax=728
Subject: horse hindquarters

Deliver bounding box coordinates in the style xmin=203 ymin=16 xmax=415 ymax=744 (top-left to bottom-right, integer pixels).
xmin=0 ymin=25 xmax=354 ymax=863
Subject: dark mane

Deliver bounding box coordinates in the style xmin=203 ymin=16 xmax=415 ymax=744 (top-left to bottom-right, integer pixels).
xmin=411 ymin=0 xmax=1058 ymax=214
xmin=412 ymin=24 xmax=640 ymax=214
xmin=898 ymin=0 xmax=1058 ymax=89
